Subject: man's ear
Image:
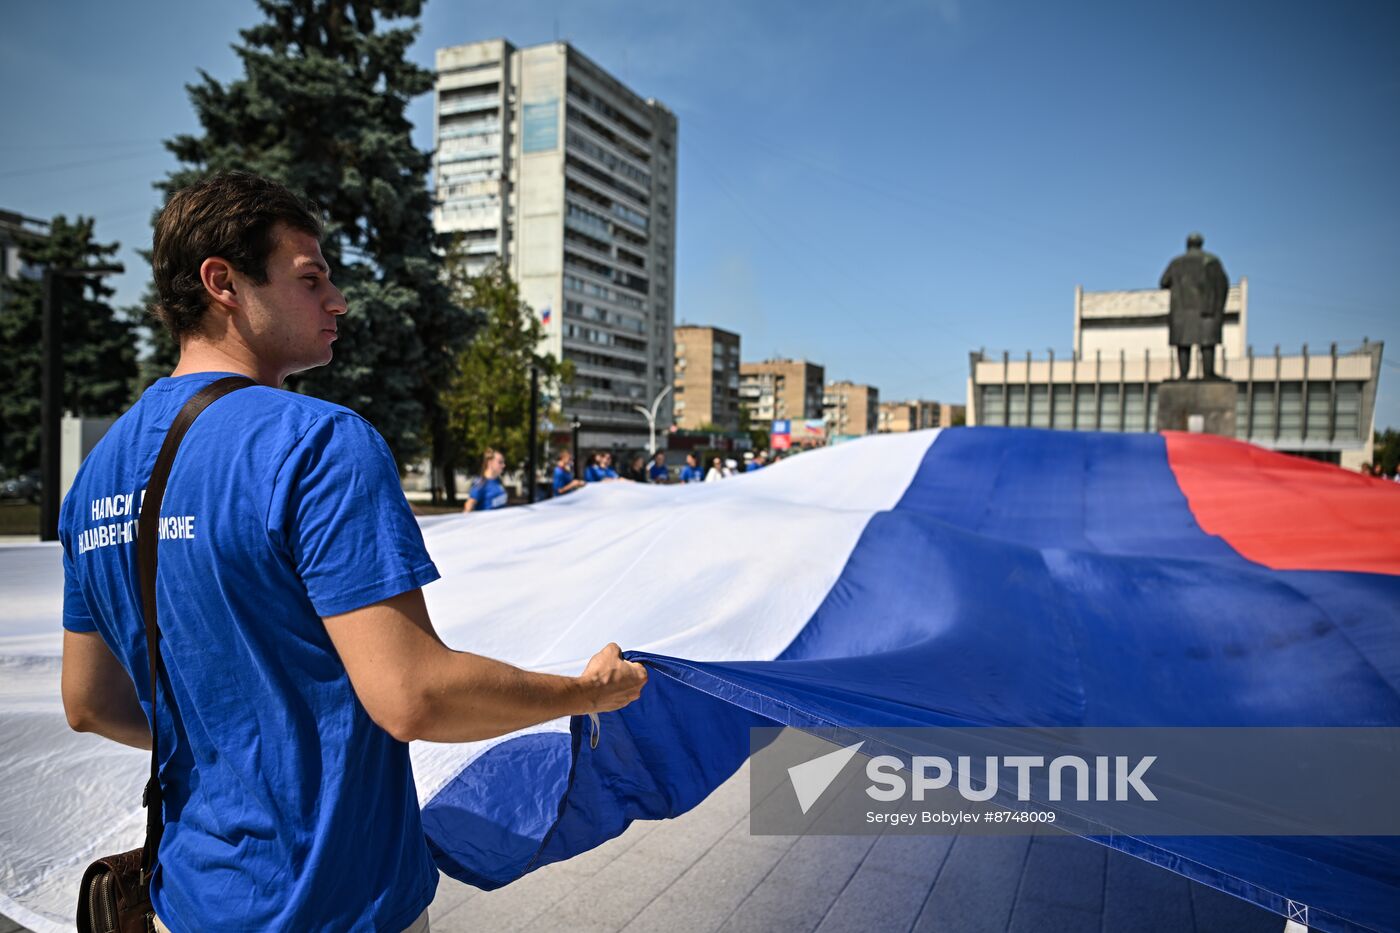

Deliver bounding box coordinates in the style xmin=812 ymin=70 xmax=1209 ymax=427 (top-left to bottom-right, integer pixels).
xmin=199 ymin=257 xmax=240 ymax=313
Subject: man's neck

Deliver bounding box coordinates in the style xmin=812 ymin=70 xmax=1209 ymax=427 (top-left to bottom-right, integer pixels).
xmin=171 ymin=339 xmax=282 ymax=387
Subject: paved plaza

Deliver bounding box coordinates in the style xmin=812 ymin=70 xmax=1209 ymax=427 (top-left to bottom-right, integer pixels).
xmin=4 ymin=761 xmax=1287 ymax=933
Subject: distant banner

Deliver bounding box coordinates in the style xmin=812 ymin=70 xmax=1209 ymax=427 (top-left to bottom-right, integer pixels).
xmin=771 ymin=434 xmax=792 ymax=451
xmin=522 ymin=99 xmax=559 ymax=153
xmin=771 ymin=420 xmax=791 ymax=436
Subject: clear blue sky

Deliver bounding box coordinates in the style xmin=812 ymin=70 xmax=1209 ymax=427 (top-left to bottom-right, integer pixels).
xmin=3 ymin=0 xmax=1397 ymax=427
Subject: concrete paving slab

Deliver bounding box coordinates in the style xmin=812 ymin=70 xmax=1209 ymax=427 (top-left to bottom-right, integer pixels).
xmin=912 ymin=835 xmax=1032 ymax=933
xmin=621 ymin=837 xmax=786 ymax=933
xmin=721 ymin=872 xmax=850 ymax=933
xmin=1013 ymin=834 xmax=1106 ymax=914
xmin=814 ymin=858 xmax=935 ymax=933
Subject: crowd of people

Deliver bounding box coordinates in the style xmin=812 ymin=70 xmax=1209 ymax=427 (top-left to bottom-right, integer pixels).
xmin=462 ymin=446 xmax=777 ymax=512
xmin=1360 ymin=462 xmax=1399 ymax=480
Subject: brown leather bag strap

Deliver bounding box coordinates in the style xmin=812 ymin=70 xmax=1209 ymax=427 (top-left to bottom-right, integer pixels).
xmin=137 ymin=375 xmax=255 ymax=883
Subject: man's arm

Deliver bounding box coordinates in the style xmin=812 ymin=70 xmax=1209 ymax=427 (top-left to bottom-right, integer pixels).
xmin=322 ymin=589 xmax=647 ymax=744
xmin=61 ymin=629 xmax=152 ymax=750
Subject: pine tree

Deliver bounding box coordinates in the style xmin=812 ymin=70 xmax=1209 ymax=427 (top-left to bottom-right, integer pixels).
xmin=0 ymin=216 xmax=136 ymax=476
xmin=443 ymin=259 xmax=572 ymax=503
xmin=154 ymin=0 xmax=470 ymax=467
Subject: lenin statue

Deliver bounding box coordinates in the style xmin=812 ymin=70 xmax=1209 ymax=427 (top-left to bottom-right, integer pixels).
xmin=1159 ymin=232 xmax=1229 ymax=379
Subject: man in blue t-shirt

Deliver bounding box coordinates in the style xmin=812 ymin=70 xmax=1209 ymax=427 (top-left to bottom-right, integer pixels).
xmin=647 ymin=451 xmax=669 ymax=484
xmin=552 ymin=448 xmax=586 ymax=496
xmin=679 ymin=452 xmax=704 ymax=483
xmin=464 ymin=447 xmax=509 ymax=512
xmin=59 ymin=172 xmax=647 ymax=933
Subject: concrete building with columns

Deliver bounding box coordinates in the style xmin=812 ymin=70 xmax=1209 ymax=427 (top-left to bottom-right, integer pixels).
xmin=433 ymin=39 xmax=678 ymax=448
xmin=966 ymin=278 xmax=1384 ymax=469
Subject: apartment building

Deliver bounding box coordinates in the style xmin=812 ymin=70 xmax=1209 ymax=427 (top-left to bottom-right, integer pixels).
xmin=739 ymin=358 xmax=826 ymax=425
xmin=674 ymin=325 xmax=742 ymax=431
xmin=823 ymin=381 xmax=880 ymax=437
xmin=433 ymin=39 xmax=678 ymax=447
xmin=877 ymin=400 xmax=967 ymax=432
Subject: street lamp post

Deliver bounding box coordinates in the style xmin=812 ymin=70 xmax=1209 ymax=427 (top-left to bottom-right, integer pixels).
xmin=527 ymin=364 xmax=539 ymax=503
xmin=570 ymin=415 xmax=582 ymax=482
xmin=633 ymin=385 xmax=673 ymax=457
xmin=40 ymin=264 xmax=123 ymax=541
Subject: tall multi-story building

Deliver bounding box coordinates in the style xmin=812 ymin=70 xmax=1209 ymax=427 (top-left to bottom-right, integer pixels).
xmin=433 ymin=39 xmax=678 ymax=448
xmin=824 ymin=381 xmax=880 ymax=437
xmin=0 ymin=209 xmax=48 ymax=305
xmin=877 ymin=400 xmax=966 ymax=432
xmin=739 ymin=358 xmax=826 ymax=426
xmin=967 ymin=280 xmax=1384 ymax=469
xmin=674 ymin=325 xmax=741 ymax=431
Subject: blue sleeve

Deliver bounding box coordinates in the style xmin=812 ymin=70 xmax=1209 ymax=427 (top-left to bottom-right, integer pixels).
xmin=267 ymin=413 xmax=440 ymax=617
xmin=61 ymin=536 xmax=97 ymax=633
xmin=552 ymin=468 xmax=567 ymax=493
xmin=468 ymin=481 xmax=487 ymax=506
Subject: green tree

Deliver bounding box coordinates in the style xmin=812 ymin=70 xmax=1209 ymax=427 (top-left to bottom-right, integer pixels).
xmin=442 ymin=260 xmax=571 ymax=502
xmin=0 ymin=216 xmax=136 ymax=476
xmin=1374 ymin=428 xmax=1399 ymax=476
xmin=153 ymin=0 xmax=469 ymax=468
xmin=736 ymin=405 xmax=769 ymax=451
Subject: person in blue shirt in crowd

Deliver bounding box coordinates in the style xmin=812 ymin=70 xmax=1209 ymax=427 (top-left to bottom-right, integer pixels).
xmin=552 ymin=448 xmax=586 ymax=497
xmin=58 ymin=171 xmax=647 ymax=933
xmin=648 ymin=451 xmax=670 ymax=483
xmin=748 ymin=450 xmax=770 ymax=470
xmin=463 ymin=448 xmax=509 ymax=513
xmin=679 ymin=452 xmax=704 ymax=483
xmin=584 ymin=450 xmax=621 ymax=483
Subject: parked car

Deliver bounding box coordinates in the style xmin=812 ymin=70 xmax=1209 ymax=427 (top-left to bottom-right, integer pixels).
xmin=0 ymin=472 xmax=41 ymax=504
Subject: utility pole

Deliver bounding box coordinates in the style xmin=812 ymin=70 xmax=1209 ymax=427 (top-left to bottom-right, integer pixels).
xmin=527 ymin=364 xmax=539 ymax=503
xmin=570 ymin=415 xmax=582 ymax=482
xmin=40 ymin=264 xmax=123 ymax=541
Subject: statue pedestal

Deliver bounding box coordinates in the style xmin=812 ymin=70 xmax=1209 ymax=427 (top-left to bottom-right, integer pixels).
xmin=1156 ymin=381 xmax=1238 ymax=436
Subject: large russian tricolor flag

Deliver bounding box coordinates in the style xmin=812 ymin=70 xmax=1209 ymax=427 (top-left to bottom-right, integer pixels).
xmin=1 ymin=428 xmax=1397 ymax=932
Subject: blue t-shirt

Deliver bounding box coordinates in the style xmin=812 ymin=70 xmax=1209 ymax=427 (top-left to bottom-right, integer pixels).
xmin=583 ymin=465 xmax=618 ymax=482
xmin=648 ymin=463 xmax=668 ymax=482
xmin=60 ymin=372 xmax=440 ymax=932
xmin=552 ymin=466 xmax=575 ymax=495
xmin=469 ymin=476 xmax=508 ymax=510
xmin=748 ymin=461 xmax=765 ymax=471
xmin=679 ymin=464 xmax=704 ymax=483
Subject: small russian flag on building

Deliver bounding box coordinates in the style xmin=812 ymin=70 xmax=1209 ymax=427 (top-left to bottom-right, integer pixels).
xmin=540 ymin=307 xmax=552 ymax=325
